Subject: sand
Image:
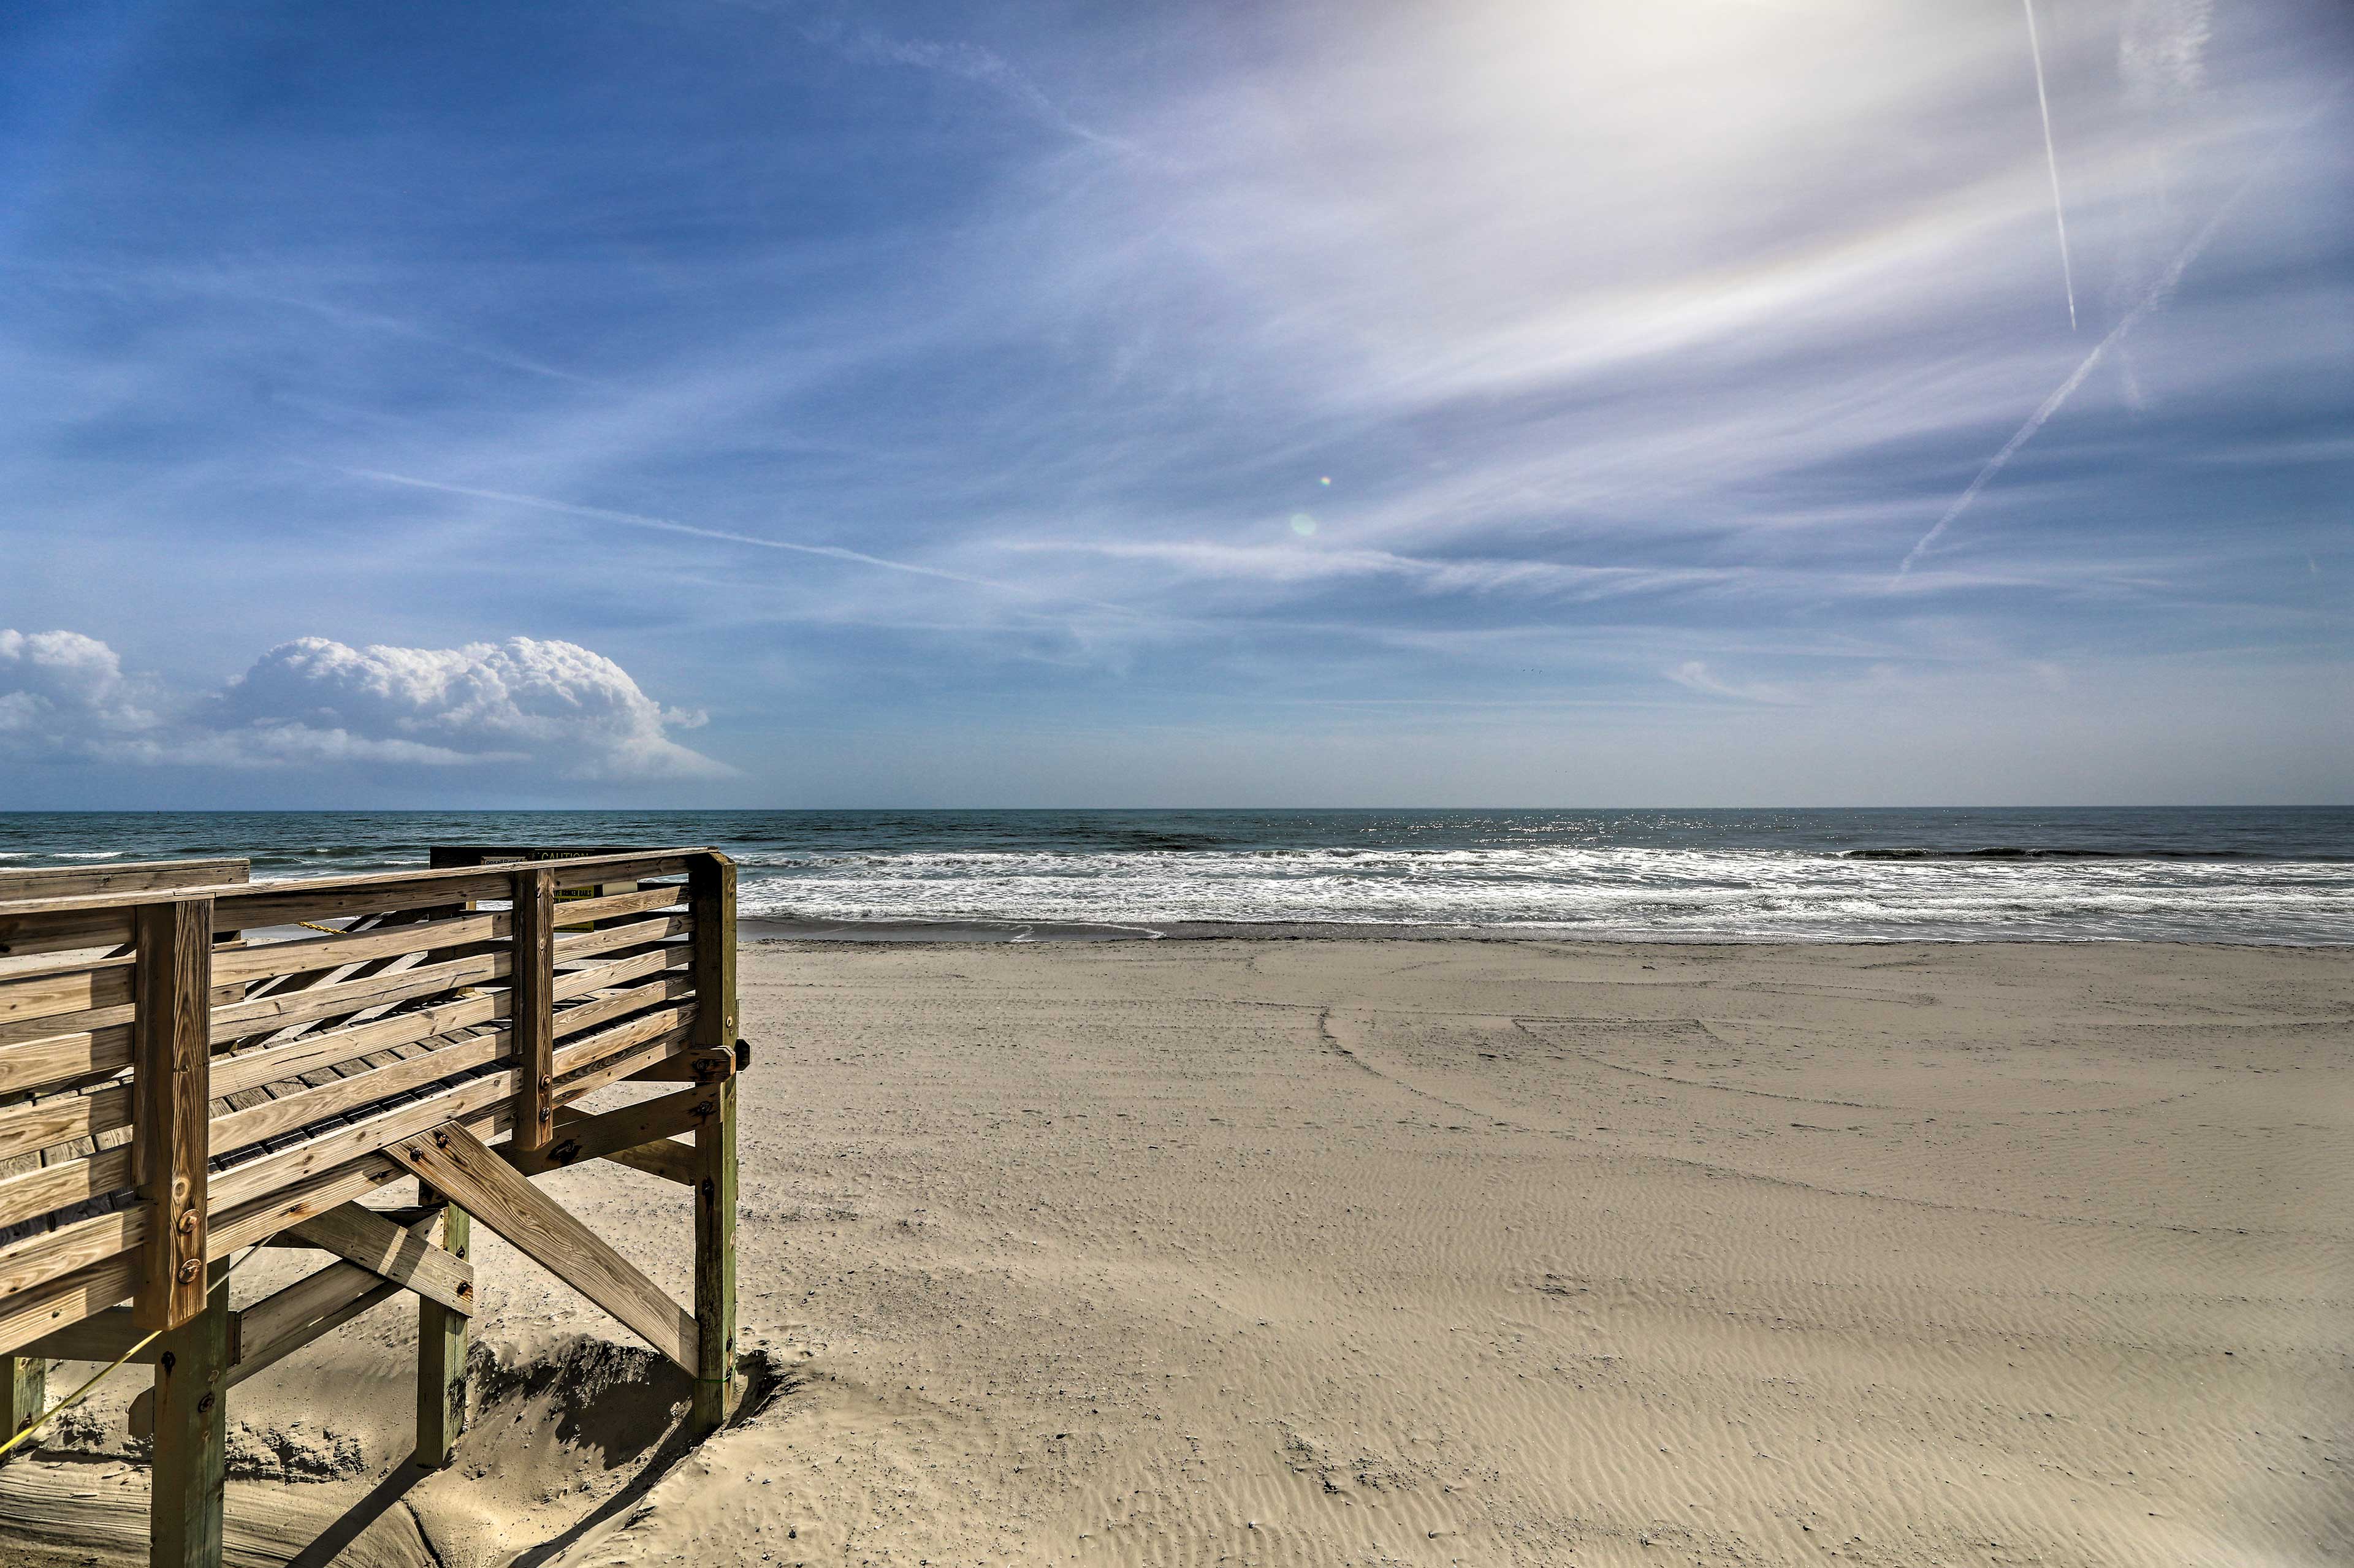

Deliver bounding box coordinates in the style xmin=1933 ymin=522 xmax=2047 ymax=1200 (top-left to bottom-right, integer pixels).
xmin=2 ymin=938 xmax=2347 ymax=1566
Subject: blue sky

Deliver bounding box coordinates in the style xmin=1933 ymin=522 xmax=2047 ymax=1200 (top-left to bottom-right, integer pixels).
xmin=1 ymin=0 xmax=2347 ymax=807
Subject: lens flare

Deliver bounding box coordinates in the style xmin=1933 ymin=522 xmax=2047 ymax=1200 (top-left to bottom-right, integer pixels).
xmin=1290 ymin=513 xmax=1317 ymax=536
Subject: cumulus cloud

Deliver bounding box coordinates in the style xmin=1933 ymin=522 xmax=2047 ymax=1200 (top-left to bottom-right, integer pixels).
xmin=214 ymin=637 xmax=729 ymax=779
xmin=0 ymin=630 xmax=160 ymax=756
xmin=0 ymin=630 xmax=728 ymax=780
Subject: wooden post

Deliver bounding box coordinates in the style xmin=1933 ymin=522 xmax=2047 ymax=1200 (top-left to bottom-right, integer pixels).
xmin=149 ymin=1271 xmax=230 ymax=1568
xmin=135 ymin=897 xmax=213 ymax=1331
xmin=414 ymin=1186 xmax=470 ymax=1469
xmin=1 ymin=1355 xmax=42 ymax=1462
xmin=688 ymin=852 xmax=737 ymax=1436
xmin=512 ymin=867 xmax=556 ymax=1153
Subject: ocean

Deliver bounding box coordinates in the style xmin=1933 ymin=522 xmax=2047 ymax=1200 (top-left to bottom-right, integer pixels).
xmin=1 ymin=807 xmax=2348 ymax=943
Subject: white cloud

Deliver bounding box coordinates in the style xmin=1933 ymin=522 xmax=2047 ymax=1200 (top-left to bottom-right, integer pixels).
xmin=0 ymin=630 xmax=729 ymax=780
xmin=1665 ymin=660 xmax=1799 ymax=706
xmin=215 ymin=637 xmax=730 ymax=780
xmin=0 ymin=630 xmax=159 ymax=756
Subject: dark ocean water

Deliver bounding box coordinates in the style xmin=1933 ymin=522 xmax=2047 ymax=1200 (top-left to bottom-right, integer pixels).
xmin=0 ymin=807 xmax=2348 ymax=943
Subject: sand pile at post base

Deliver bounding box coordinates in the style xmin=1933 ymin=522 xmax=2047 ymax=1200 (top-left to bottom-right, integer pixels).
xmin=4 ymin=937 xmax=2347 ymax=1566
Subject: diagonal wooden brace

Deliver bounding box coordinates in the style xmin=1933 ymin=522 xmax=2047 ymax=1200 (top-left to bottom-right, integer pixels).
xmin=287 ymin=1202 xmax=474 ymax=1316
xmin=387 ymin=1121 xmax=696 ymax=1372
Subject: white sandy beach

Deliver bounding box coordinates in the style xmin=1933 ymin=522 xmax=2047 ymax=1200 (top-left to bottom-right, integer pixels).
xmin=4 ymin=937 xmax=2348 ymax=1566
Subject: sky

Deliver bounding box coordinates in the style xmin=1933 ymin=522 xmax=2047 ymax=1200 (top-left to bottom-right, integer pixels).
xmin=1 ymin=0 xmax=2348 ymax=809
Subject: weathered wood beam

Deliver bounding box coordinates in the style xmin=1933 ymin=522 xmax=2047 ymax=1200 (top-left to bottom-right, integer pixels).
xmin=603 ymin=1139 xmax=695 ymax=1186
xmin=387 ymin=1122 xmax=694 ymax=1372
xmin=2 ymin=1354 xmax=42 ymax=1462
xmin=287 ymin=1203 xmax=474 ymax=1316
xmin=512 ymin=867 xmax=556 ymax=1152
xmin=510 ymin=1086 xmax=718 ymax=1178
xmin=414 ymin=1191 xmax=469 ymax=1471
xmin=688 ymin=851 xmax=738 ymax=1436
xmin=134 ymin=897 xmax=213 ymax=1331
xmin=148 ymin=1273 xmax=230 ymax=1568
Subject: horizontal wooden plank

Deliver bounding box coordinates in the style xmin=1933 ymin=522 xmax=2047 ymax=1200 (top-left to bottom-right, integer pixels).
xmin=510 ymin=1086 xmax=717 ymax=1178
xmin=215 ymin=880 xmax=499 ymax=933
xmin=209 ymin=1027 xmax=512 ymax=1160
xmin=601 ymin=1138 xmax=696 ymax=1185
xmin=550 ymin=944 xmax=689 ymax=1003
xmin=548 ymin=885 xmax=685 ymax=926
xmin=562 ymin=1024 xmax=695 ymax=1102
xmin=15 ymin=1303 xmax=206 ymax=1364
xmin=209 ymin=950 xmax=507 ymax=1041
xmin=209 ymin=911 xmax=504 ymax=987
xmin=210 ymin=989 xmax=505 ymax=1101
xmin=0 ymin=1080 xmax=130 ymax=1165
xmin=0 ymin=1256 xmax=137 ymax=1358
xmin=0 ymin=1019 xmax=132 ymax=1097
xmin=0 ymin=908 xmax=136 ymax=964
xmin=0 ymin=860 xmax=246 ymax=902
xmin=205 ymin=1064 xmax=523 ymax=1217
xmin=0 ymin=1201 xmax=142 ymax=1308
xmin=0 ymin=964 xmax=131 ymax=1029
xmin=0 ymin=942 xmax=135 ymax=984
xmin=550 ymin=856 xmax=693 ymax=891
xmin=552 ymin=973 xmax=696 ymax=1043
xmin=0 ymin=1144 xmax=132 ymax=1232
xmin=550 ymin=1004 xmax=695 ymax=1080
xmin=551 ymin=913 xmax=690 ymax=965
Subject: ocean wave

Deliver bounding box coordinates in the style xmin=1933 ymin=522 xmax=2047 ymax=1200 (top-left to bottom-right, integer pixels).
xmin=1837 ymin=846 xmax=2313 ymax=861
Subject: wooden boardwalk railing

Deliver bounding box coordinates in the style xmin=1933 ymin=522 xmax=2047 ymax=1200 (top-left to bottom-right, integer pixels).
xmin=0 ymin=847 xmax=742 ymax=1568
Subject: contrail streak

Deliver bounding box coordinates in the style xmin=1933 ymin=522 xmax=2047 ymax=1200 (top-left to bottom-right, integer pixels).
xmin=1897 ymin=125 xmax=2302 ymax=576
xmin=337 ymin=468 xmax=1003 ymax=587
xmin=2022 ymin=0 xmax=2078 ymax=329
xmin=332 ymin=466 xmax=1167 ymax=624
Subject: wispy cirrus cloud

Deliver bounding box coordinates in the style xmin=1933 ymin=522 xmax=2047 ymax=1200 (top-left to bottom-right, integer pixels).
xmin=0 ymin=0 xmax=2346 ymax=804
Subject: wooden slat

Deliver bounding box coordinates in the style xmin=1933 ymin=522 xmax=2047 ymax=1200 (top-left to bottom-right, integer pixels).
xmin=288 ymin=1203 xmax=473 ymax=1315
xmin=386 ymin=1121 xmax=694 ymax=1371
xmin=208 ymin=911 xmax=503 ymax=988
xmin=549 ymin=885 xmax=685 ymax=926
xmin=567 ymin=1024 xmax=696 ymax=1101
xmin=550 ymin=1005 xmax=696 ymax=1079
xmin=208 ymin=950 xmax=507 ymax=1041
xmin=0 ymin=1206 xmax=141 ymax=1307
xmin=0 ymin=908 xmax=137 ymax=967
xmin=0 ymin=1019 xmax=132 ymax=1097
xmin=551 ymin=944 xmax=689 ymax=1003
xmin=0 ymin=1083 xmax=131 ymax=1165
xmin=0 ymin=1146 xmax=132 ymax=1237
xmin=0 ymin=859 xmax=246 ymax=902
xmin=550 ymin=912 xmax=690 ymax=965
xmin=608 ymin=1136 xmax=696 ymax=1186
xmin=512 ymin=868 xmax=555 ymax=1153
xmin=15 ymin=1303 xmax=200 ymax=1364
xmin=552 ymin=972 xmax=695 ymax=1043
xmin=134 ymin=898 xmax=211 ymax=1331
xmin=0 ymin=1255 xmax=135 ymax=1358
xmin=209 ymin=1027 xmax=511 ymax=1161
xmin=514 ymin=1086 xmax=718 ymax=1178
xmin=0 ymin=964 xmax=131 ymax=1029
xmin=210 ymin=988 xmax=505 ymax=1100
